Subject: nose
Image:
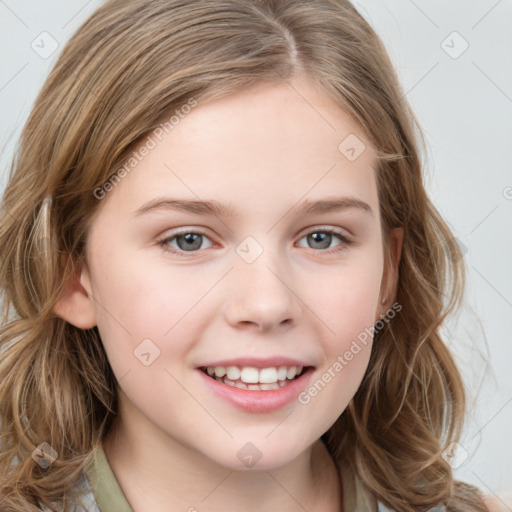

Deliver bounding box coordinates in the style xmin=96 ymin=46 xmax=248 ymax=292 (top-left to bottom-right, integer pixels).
xmin=223 ymin=251 xmax=301 ymax=332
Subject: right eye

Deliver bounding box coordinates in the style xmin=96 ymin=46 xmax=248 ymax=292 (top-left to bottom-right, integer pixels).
xmin=157 ymin=229 xmax=215 ymax=257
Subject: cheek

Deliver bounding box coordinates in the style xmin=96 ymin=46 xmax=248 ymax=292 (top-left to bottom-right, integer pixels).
xmin=312 ymin=256 xmax=383 ymax=348
xmin=88 ymin=249 xmax=216 ymax=369
xmin=302 ymin=254 xmax=382 ymax=413
xmin=299 ymin=268 xmax=379 ymax=431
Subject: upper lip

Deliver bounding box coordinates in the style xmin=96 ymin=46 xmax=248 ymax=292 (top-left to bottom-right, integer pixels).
xmin=198 ymin=357 xmax=314 ymax=369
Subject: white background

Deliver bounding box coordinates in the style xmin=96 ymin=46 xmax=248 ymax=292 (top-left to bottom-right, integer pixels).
xmin=1 ymin=0 xmax=511 ymax=502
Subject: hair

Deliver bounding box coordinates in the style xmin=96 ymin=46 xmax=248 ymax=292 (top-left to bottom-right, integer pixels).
xmin=0 ymin=0 xmax=490 ymax=511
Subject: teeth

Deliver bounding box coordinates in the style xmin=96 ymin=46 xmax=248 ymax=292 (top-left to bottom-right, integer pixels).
xmin=240 ymin=367 xmax=259 ymax=384
xmin=259 ymin=367 xmax=278 ymax=383
xmin=260 ymin=383 xmax=280 ymax=390
xmin=204 ymin=365 xmax=306 ymax=386
xmin=214 ymin=366 xmax=226 ymax=378
xmin=286 ymin=367 xmax=297 ymax=380
xmin=212 ymin=376 xmax=293 ymax=391
xmin=276 ymin=366 xmax=288 ymax=381
xmin=226 ymin=366 xmax=241 ymax=380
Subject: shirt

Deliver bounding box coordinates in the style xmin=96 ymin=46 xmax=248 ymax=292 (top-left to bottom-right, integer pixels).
xmin=39 ymin=444 xmax=447 ymax=511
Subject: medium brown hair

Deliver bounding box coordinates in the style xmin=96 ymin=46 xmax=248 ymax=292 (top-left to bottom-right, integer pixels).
xmin=0 ymin=0 xmax=488 ymax=510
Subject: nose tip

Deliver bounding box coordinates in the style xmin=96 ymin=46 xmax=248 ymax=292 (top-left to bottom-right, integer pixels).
xmin=223 ymin=259 xmax=300 ymax=332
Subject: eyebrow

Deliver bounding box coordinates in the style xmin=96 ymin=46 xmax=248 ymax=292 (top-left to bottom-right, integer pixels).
xmin=133 ymin=196 xmax=373 ymax=218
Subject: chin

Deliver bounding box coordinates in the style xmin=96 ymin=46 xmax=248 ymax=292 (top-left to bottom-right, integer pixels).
xmin=199 ymin=436 xmax=314 ymax=472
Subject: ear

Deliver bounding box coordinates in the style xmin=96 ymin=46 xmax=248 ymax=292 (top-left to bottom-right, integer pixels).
xmin=377 ymin=227 xmax=403 ymax=318
xmin=53 ymin=260 xmax=97 ymax=329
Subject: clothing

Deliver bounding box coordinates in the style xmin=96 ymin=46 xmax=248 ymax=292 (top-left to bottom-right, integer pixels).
xmin=40 ymin=444 xmax=447 ymax=511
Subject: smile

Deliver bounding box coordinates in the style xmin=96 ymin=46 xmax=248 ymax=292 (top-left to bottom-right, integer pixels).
xmin=197 ymin=363 xmax=315 ymax=413
xmin=201 ymin=365 xmax=306 ymax=390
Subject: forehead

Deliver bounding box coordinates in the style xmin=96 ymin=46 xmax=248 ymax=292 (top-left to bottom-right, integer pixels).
xmin=95 ymin=78 xmax=379 ymax=220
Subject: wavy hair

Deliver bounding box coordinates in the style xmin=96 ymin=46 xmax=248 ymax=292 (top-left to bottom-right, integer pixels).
xmin=0 ymin=0 xmax=489 ymax=510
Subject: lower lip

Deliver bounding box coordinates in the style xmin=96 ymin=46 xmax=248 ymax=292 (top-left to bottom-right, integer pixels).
xmin=197 ymin=368 xmax=314 ymax=413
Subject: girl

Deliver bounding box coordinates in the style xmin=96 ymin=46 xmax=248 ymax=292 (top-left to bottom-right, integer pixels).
xmin=0 ymin=0 xmax=499 ymax=510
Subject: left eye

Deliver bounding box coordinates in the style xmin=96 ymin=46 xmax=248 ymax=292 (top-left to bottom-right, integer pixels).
xmin=297 ymin=229 xmax=350 ymax=251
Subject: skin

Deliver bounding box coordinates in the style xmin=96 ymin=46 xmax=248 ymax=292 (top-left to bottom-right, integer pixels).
xmin=55 ymin=75 xmax=403 ymax=512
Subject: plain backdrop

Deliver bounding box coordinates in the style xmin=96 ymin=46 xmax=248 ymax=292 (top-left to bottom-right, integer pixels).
xmin=1 ymin=0 xmax=511 ymax=500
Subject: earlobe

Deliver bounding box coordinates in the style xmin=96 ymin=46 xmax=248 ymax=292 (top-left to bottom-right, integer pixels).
xmin=53 ymin=262 xmax=97 ymax=329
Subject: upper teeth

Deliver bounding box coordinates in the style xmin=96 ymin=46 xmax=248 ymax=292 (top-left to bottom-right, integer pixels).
xmin=205 ymin=365 xmax=303 ymax=384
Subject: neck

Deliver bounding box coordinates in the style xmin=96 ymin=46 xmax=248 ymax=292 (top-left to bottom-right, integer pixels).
xmin=102 ymin=408 xmax=342 ymax=512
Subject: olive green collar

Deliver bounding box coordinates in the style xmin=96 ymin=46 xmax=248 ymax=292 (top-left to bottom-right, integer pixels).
xmin=86 ymin=443 xmax=376 ymax=512
xmin=86 ymin=444 xmax=134 ymax=512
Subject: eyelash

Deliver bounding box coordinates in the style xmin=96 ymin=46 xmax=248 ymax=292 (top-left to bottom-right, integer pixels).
xmin=157 ymin=227 xmax=353 ymax=258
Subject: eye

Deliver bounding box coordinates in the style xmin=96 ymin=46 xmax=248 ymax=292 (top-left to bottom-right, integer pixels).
xmin=157 ymin=229 xmax=214 ymax=257
xmin=157 ymin=226 xmax=353 ymax=258
xmin=297 ymin=227 xmax=353 ymax=253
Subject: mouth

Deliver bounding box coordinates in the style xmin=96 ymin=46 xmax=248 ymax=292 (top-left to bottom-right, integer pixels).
xmin=197 ymin=362 xmax=316 ymax=413
xmin=199 ymin=364 xmax=310 ymax=391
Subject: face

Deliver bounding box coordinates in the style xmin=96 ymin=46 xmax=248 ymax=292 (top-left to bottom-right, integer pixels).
xmin=70 ymin=77 xmax=401 ymax=470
